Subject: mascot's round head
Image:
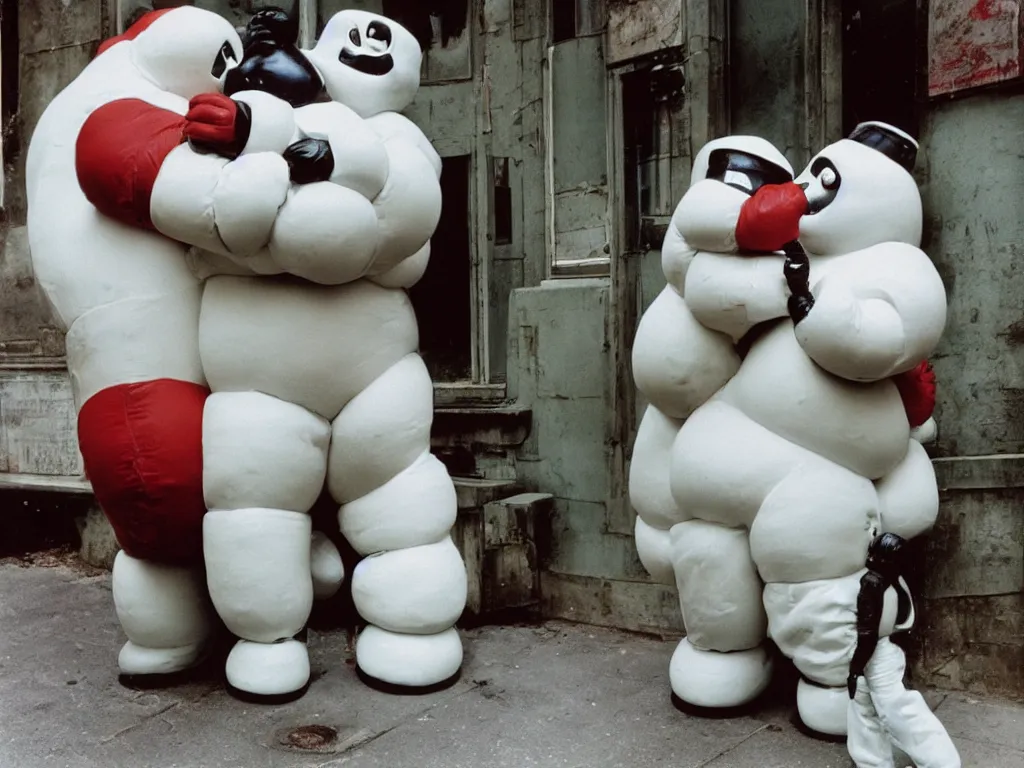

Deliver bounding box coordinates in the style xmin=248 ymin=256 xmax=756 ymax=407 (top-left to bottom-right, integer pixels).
xmin=796 ymin=121 xmax=922 ymax=256
xmin=118 ymin=7 xmax=243 ymax=100
xmin=690 ymin=135 xmax=794 ymax=195
xmin=304 ymin=10 xmax=422 ymax=118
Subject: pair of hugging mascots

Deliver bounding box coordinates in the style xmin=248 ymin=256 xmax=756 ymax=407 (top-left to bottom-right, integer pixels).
xmin=27 ymin=6 xmax=467 ymax=698
xmin=630 ymin=128 xmax=961 ymax=765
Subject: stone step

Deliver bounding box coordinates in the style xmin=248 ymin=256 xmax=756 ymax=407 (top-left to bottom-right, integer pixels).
xmin=456 ymin=492 xmax=554 ymax=624
xmin=0 ymin=472 xmax=91 ymax=494
xmin=0 ymin=474 xmax=553 ymax=627
xmin=431 ymin=404 xmax=532 ymax=449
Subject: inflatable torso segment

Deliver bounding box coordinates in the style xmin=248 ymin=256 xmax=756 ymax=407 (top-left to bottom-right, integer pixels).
xmin=170 ymin=9 xmax=464 ymax=697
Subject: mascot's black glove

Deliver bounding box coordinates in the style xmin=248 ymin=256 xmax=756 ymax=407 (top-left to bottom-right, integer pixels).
xmin=783 ymin=242 xmax=815 ymax=324
xmin=847 ymin=673 xmax=859 ymax=699
xmin=225 ymin=7 xmax=325 ymax=109
xmin=283 ymin=138 xmax=335 ymax=185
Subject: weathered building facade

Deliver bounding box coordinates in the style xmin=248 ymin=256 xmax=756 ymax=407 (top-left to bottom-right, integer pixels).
xmin=0 ymin=0 xmax=1020 ymax=700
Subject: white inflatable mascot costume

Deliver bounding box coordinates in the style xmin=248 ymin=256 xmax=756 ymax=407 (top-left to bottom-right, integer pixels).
xmin=27 ymin=5 xmax=466 ymax=699
xmin=27 ymin=5 xmax=259 ymax=684
xmin=630 ymin=122 xmax=946 ymax=736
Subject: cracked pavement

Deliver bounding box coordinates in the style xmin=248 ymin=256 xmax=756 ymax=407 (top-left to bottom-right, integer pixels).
xmin=1 ymin=561 xmax=1022 ymax=768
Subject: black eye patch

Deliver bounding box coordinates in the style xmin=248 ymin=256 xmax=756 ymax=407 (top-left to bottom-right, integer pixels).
xmin=806 ymin=157 xmax=842 ymax=213
xmin=707 ymin=149 xmax=793 ymax=196
xmin=367 ymin=21 xmax=393 ymax=46
xmin=211 ymin=41 xmax=235 ymax=79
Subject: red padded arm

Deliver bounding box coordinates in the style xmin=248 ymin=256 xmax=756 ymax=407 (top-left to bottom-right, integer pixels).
xmin=75 ymin=98 xmax=187 ymax=231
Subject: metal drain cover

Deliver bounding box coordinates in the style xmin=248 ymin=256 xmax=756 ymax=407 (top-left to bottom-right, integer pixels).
xmin=284 ymin=725 xmax=338 ymax=750
xmin=269 ymin=723 xmax=369 ymax=755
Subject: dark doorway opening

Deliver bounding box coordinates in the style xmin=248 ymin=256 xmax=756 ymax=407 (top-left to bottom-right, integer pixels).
xmin=409 ymin=155 xmax=473 ymax=382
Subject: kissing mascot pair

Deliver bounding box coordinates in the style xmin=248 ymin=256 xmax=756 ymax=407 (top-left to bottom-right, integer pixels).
xmin=630 ymin=124 xmax=961 ymax=766
xmin=27 ymin=6 xmax=467 ymax=699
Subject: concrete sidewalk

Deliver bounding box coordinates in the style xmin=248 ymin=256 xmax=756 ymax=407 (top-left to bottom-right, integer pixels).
xmin=1 ymin=556 xmax=1021 ymax=768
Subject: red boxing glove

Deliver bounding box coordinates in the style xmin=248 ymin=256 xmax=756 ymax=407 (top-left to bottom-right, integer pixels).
xmin=183 ymin=93 xmax=251 ymax=158
xmin=735 ymin=182 xmax=809 ymax=253
xmin=893 ymin=361 xmax=937 ymax=428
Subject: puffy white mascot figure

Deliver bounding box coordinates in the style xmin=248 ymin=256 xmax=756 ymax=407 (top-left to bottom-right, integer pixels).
xmin=630 ymin=122 xmax=946 ymax=736
xmin=140 ymin=7 xmax=463 ymax=698
xmin=630 ymin=135 xmax=794 ymax=588
xmin=27 ymin=5 xmax=465 ymax=699
xmin=25 ymin=5 xmax=297 ymax=684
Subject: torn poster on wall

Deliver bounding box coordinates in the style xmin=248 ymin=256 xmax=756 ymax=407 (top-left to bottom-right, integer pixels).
xmin=928 ymin=0 xmax=1023 ymax=96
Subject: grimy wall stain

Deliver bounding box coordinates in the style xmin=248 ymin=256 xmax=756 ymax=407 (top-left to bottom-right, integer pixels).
xmin=909 ymin=92 xmax=1024 ymax=701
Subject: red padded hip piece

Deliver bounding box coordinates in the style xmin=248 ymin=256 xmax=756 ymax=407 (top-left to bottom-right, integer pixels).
xmin=78 ymin=379 xmax=209 ymax=564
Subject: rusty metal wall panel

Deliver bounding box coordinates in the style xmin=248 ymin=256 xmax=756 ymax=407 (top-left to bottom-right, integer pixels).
xmin=928 ymin=0 xmax=1023 ymax=97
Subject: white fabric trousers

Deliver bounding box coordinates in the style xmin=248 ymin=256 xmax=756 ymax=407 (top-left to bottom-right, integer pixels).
xmin=847 ymin=639 xmax=961 ymax=768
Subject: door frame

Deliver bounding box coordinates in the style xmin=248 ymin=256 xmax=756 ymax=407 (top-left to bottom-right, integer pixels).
xmin=605 ymin=0 xmax=729 ymax=534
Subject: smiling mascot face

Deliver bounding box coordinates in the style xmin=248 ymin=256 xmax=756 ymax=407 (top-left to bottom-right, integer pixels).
xmin=304 ymin=9 xmax=423 ymax=118
xmin=794 ymin=122 xmax=923 ymax=256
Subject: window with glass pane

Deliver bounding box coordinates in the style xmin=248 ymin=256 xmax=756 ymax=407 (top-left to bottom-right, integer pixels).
xmin=622 ymin=62 xmax=685 ymax=253
xmin=552 ymin=0 xmax=606 ymax=42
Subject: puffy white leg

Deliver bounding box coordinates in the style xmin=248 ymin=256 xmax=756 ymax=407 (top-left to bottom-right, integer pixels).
xmin=848 ymin=678 xmax=898 ymax=768
xmin=798 ymin=679 xmax=852 ymax=737
xmin=202 ymin=392 xmax=330 ymax=697
xmin=752 ymin=463 xmax=881 ymax=736
xmin=863 ymin=640 xmax=961 ymax=768
xmin=112 ymin=551 xmax=212 ymax=676
xmin=205 ymin=509 xmax=314 ymax=695
xmin=329 ymin=354 xmax=467 ymax=688
xmin=356 ymin=625 xmax=463 ymax=687
xmin=351 ymin=538 xmax=467 ymax=634
xmin=669 ymin=639 xmax=772 ymax=710
xmin=668 ymin=520 xmax=771 ymax=708
xmin=633 ymin=517 xmax=674 ymax=586
xmin=310 ymin=531 xmax=345 ymax=600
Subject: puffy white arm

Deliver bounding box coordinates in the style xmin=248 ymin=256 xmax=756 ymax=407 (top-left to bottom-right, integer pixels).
xmin=231 ymin=90 xmax=297 ymax=156
xmin=370 ymin=242 xmax=431 ymax=290
xmin=150 ymin=145 xmax=291 ymax=259
xmin=365 ymin=111 xmax=443 ymax=180
xmin=683 ymin=251 xmax=790 ymax=342
xmin=259 ymin=108 xmax=442 ymax=285
xmin=293 ymin=101 xmax=390 ymax=200
xmin=675 ymin=179 xmax=748 ymax=255
xmin=661 ymin=203 xmax=697 ymax=294
xmin=795 ymin=242 xmax=948 ymax=382
xmin=366 ymin=138 xmax=442 ymax=277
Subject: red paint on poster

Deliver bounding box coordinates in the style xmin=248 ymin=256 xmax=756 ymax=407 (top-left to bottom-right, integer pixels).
xmin=929 ymin=0 xmax=1022 ymax=96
